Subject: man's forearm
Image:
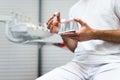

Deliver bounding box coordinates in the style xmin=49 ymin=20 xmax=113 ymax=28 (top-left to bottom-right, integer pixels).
xmin=62 ymin=37 xmax=78 ymax=52
xmin=93 ymin=29 xmax=120 ymax=43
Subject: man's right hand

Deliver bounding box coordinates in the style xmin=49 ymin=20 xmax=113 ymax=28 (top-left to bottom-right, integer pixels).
xmin=46 ymin=12 xmax=77 ymax=52
xmin=46 ymin=12 xmax=61 ymax=33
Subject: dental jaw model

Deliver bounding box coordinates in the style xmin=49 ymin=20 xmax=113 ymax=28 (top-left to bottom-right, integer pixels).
xmin=53 ymin=12 xmax=81 ymax=34
xmin=58 ymin=19 xmax=80 ymax=34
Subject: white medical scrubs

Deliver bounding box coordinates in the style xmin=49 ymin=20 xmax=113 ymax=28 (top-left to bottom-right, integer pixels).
xmin=36 ymin=0 xmax=120 ymax=80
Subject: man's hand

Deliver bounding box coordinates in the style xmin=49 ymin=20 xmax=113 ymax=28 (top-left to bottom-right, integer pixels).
xmin=46 ymin=12 xmax=61 ymax=33
xmin=46 ymin=12 xmax=78 ymax=52
xmin=61 ymin=18 xmax=96 ymax=42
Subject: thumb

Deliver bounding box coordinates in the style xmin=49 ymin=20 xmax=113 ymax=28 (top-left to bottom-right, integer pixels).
xmin=74 ymin=18 xmax=87 ymax=26
xmin=57 ymin=11 xmax=61 ymax=22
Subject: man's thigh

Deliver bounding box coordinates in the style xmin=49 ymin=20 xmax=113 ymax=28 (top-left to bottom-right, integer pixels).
xmin=93 ymin=63 xmax=120 ymax=80
xmin=35 ymin=62 xmax=84 ymax=80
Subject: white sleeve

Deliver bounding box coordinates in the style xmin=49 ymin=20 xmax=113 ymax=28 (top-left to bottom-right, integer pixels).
xmin=114 ymin=0 xmax=120 ymax=19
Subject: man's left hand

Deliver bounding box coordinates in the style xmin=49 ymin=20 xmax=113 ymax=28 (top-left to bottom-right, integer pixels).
xmin=61 ymin=18 xmax=96 ymax=42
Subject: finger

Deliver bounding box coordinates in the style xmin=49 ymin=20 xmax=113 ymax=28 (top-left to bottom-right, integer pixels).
xmin=49 ymin=25 xmax=54 ymax=33
xmin=74 ymin=18 xmax=87 ymax=26
xmin=61 ymin=32 xmax=78 ymax=37
xmin=57 ymin=12 xmax=61 ymax=22
xmin=46 ymin=14 xmax=56 ymax=25
xmin=61 ymin=31 xmax=76 ymax=35
xmin=53 ymin=22 xmax=59 ymax=26
xmin=47 ymin=20 xmax=53 ymax=29
xmin=62 ymin=35 xmax=78 ymax=41
xmin=70 ymin=37 xmax=77 ymax=40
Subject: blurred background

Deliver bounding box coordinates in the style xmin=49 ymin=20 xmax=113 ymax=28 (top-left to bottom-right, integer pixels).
xmin=0 ymin=0 xmax=78 ymax=80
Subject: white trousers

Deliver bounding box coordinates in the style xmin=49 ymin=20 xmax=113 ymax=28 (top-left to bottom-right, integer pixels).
xmin=36 ymin=61 xmax=120 ymax=80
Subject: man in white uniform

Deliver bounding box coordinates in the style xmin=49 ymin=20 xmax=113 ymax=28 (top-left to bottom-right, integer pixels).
xmin=36 ymin=0 xmax=120 ymax=80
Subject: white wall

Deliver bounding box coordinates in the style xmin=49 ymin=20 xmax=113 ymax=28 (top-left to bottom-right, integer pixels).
xmin=41 ymin=0 xmax=78 ymax=74
xmin=0 ymin=0 xmax=39 ymax=80
xmin=41 ymin=0 xmax=79 ymax=23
